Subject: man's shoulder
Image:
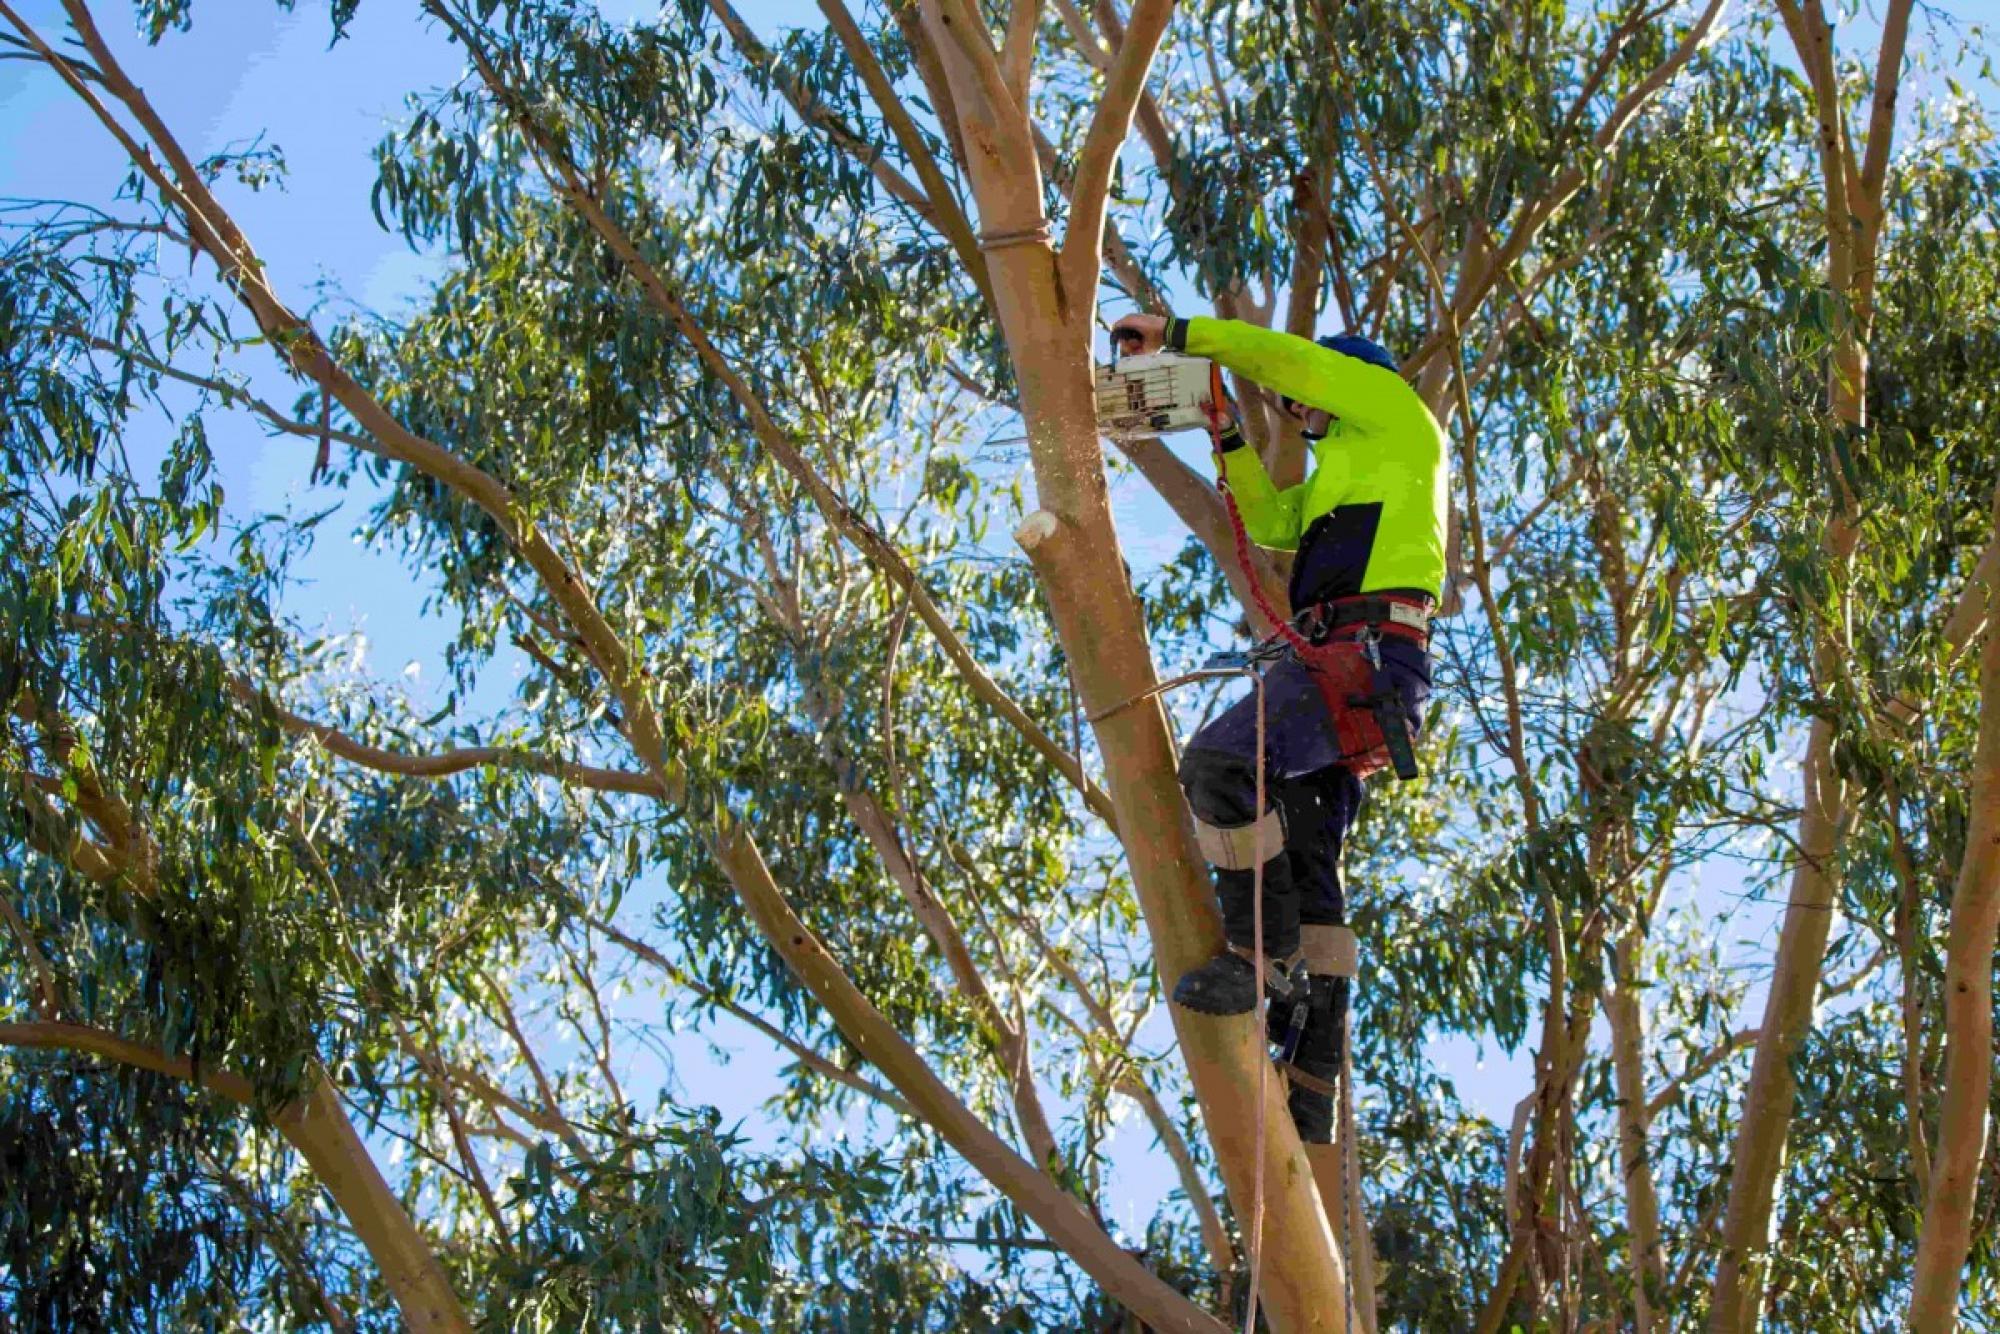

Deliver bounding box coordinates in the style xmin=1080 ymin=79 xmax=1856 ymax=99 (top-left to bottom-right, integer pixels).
xmin=1354 ymin=385 xmax=1444 ymax=455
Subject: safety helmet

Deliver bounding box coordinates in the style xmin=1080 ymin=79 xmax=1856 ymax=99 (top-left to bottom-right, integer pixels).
xmin=1282 ymin=334 xmax=1399 ymax=439
xmin=1320 ymin=333 xmax=1398 ymax=371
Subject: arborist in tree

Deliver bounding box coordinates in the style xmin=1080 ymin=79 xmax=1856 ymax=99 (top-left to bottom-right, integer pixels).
xmin=1111 ymin=311 xmax=1446 ymax=1144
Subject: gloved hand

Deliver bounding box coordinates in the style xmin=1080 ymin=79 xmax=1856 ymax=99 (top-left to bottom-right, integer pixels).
xmin=1110 ymin=311 xmax=1168 ymax=355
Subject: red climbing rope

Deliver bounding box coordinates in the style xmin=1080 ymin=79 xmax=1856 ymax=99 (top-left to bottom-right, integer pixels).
xmin=1204 ymin=363 xmax=1314 ymax=655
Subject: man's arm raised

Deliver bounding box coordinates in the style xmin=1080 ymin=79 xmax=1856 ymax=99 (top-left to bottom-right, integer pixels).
xmin=1111 ymin=312 xmax=1411 ymax=433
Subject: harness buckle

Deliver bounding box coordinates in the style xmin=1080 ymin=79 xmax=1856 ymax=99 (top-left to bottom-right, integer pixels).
xmin=1359 ymin=625 xmax=1384 ymax=670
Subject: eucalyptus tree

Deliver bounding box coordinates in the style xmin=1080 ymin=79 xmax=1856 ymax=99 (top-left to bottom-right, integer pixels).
xmin=4 ymin=0 xmax=2000 ymax=1330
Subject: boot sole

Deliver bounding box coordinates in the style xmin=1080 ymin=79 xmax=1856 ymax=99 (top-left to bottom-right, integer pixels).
xmin=1171 ymin=989 xmax=1257 ymax=1017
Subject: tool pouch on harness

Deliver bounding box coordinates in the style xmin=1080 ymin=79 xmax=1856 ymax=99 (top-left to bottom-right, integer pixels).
xmin=1298 ymin=634 xmax=1421 ymax=782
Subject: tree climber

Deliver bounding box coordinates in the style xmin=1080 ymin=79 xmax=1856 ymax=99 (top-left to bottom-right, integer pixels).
xmin=1111 ymin=312 xmax=1446 ymax=1145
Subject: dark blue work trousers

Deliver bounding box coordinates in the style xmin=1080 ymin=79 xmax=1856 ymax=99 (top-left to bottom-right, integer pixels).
xmin=1176 ymin=639 xmax=1430 ymax=956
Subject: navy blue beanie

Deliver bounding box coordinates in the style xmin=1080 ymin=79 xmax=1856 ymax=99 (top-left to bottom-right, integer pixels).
xmin=1319 ymin=333 xmax=1398 ymax=372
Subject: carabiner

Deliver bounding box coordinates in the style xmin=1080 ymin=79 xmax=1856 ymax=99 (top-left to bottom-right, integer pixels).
xmin=1359 ymin=624 xmax=1383 ymax=670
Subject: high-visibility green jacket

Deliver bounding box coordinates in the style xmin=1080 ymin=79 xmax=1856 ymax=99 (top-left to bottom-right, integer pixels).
xmin=1170 ymin=316 xmax=1448 ymax=605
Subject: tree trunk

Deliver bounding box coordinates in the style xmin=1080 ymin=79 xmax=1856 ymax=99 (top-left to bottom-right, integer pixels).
xmin=1714 ymin=3 xmax=1911 ymax=1315
xmin=916 ymin=0 xmax=1356 ymax=1319
xmin=1708 ymin=705 xmax=1852 ymax=1331
xmin=1305 ymin=1010 xmax=1379 ymax=1334
xmin=1305 ymin=1145 xmax=1377 ymax=1334
xmin=1606 ymin=932 xmax=1666 ymax=1332
xmin=1018 ymin=506 xmax=1351 ymax=1331
xmin=1710 ymin=235 xmax=1864 ymax=1334
xmin=1906 ymin=485 xmax=2000 ymax=1330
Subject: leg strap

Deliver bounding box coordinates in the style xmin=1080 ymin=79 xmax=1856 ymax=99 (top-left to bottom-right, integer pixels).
xmin=1192 ymin=806 xmax=1284 ymax=870
xmin=1228 ymin=943 xmax=1307 ymax=999
xmin=1278 ymin=1060 xmax=1340 ymax=1098
xmin=1301 ymin=923 xmax=1359 ymax=979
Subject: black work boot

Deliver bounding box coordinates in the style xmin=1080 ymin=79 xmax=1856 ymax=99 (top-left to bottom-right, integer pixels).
xmin=1172 ymin=946 xmax=1308 ymax=1016
xmin=1282 ymin=975 xmax=1345 ymax=1143
xmin=1172 ymin=950 xmax=1257 ymax=1015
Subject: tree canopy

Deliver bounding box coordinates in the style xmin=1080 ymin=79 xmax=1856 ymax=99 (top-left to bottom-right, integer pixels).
xmin=3 ymin=0 xmax=1999 ymax=1330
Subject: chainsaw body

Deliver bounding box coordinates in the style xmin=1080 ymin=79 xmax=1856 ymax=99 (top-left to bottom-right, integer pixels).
xmin=1093 ymin=351 xmax=1217 ymax=440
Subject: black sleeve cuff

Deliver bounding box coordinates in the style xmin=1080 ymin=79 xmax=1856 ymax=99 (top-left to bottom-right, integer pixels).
xmin=1217 ymin=423 xmax=1247 ymax=453
xmin=1166 ymin=316 xmax=1191 ymax=352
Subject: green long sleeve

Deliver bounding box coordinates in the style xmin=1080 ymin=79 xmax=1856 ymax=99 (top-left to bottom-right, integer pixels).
xmin=1219 ymin=442 xmax=1307 ymax=550
xmin=1182 ymin=316 xmax=1416 ymax=432
xmin=1170 ymin=315 xmax=1449 ymax=602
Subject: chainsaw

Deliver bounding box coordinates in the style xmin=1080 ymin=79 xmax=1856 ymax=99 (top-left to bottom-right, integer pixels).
xmin=1093 ymin=351 xmax=1219 ymax=441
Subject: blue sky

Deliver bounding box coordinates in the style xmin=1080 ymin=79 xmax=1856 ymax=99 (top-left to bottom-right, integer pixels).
xmin=0 ymin=0 xmax=1230 ymax=1247
xmin=5 ymin=0 xmax=1920 ymax=1272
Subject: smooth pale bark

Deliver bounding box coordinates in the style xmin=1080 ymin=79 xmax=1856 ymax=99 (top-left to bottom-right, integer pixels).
xmin=1305 ymin=1019 xmax=1379 ymax=1334
xmin=1018 ymin=509 xmax=1351 ymax=1331
xmin=1305 ymin=1147 xmax=1376 ymax=1334
xmin=1907 ymin=489 xmax=2000 ymax=1330
xmin=914 ymin=0 xmax=1356 ymax=1320
xmin=1709 ymin=705 xmax=1852 ymax=1331
xmin=0 ymin=1023 xmax=469 ymax=1333
xmin=1606 ymin=933 xmax=1666 ymax=1332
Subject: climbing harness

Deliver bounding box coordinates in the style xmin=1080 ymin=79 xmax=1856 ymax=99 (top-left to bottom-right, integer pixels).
xmin=1197 ymin=354 xmax=1426 ymax=784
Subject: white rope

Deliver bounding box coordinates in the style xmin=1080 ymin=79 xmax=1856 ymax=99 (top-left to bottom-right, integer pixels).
xmin=1340 ymin=1000 xmax=1360 ymax=1333
xmin=1243 ymin=666 xmax=1269 ymax=1334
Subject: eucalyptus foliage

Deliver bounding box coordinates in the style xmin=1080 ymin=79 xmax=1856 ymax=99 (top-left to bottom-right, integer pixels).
xmin=3 ymin=0 xmax=1998 ymax=1329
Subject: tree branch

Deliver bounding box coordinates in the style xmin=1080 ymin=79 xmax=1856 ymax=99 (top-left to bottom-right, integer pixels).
xmin=588 ymin=913 xmax=916 ymax=1118
xmin=701 ymin=0 xmax=941 ymax=222
xmin=1857 ymin=0 xmax=1915 ymax=223
xmin=468 ymin=966 xmax=595 ymax=1165
xmin=818 ymin=0 xmax=993 ymax=304
xmin=1032 ymin=121 xmax=1164 ymax=310
xmin=1058 ymin=0 xmax=1173 ymax=308
xmin=1405 ymin=0 xmax=1729 ymax=381
xmin=0 ymin=872 xmax=64 ymax=1019
xmin=240 ymin=677 xmax=660 ymax=795
xmin=1090 ymin=0 xmax=1174 ymax=167
xmin=1001 ymin=0 xmax=1040 ymax=102
xmin=0 ymin=1019 xmax=471 ymax=1331
xmin=705 ymin=825 xmax=1227 ymax=1334
xmin=23 ymin=0 xmax=684 ymax=811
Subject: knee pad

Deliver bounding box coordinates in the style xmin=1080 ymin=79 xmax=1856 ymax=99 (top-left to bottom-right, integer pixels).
xmin=1180 ymin=747 xmax=1285 ymax=870
xmin=1301 ymin=924 xmax=1358 ymax=980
